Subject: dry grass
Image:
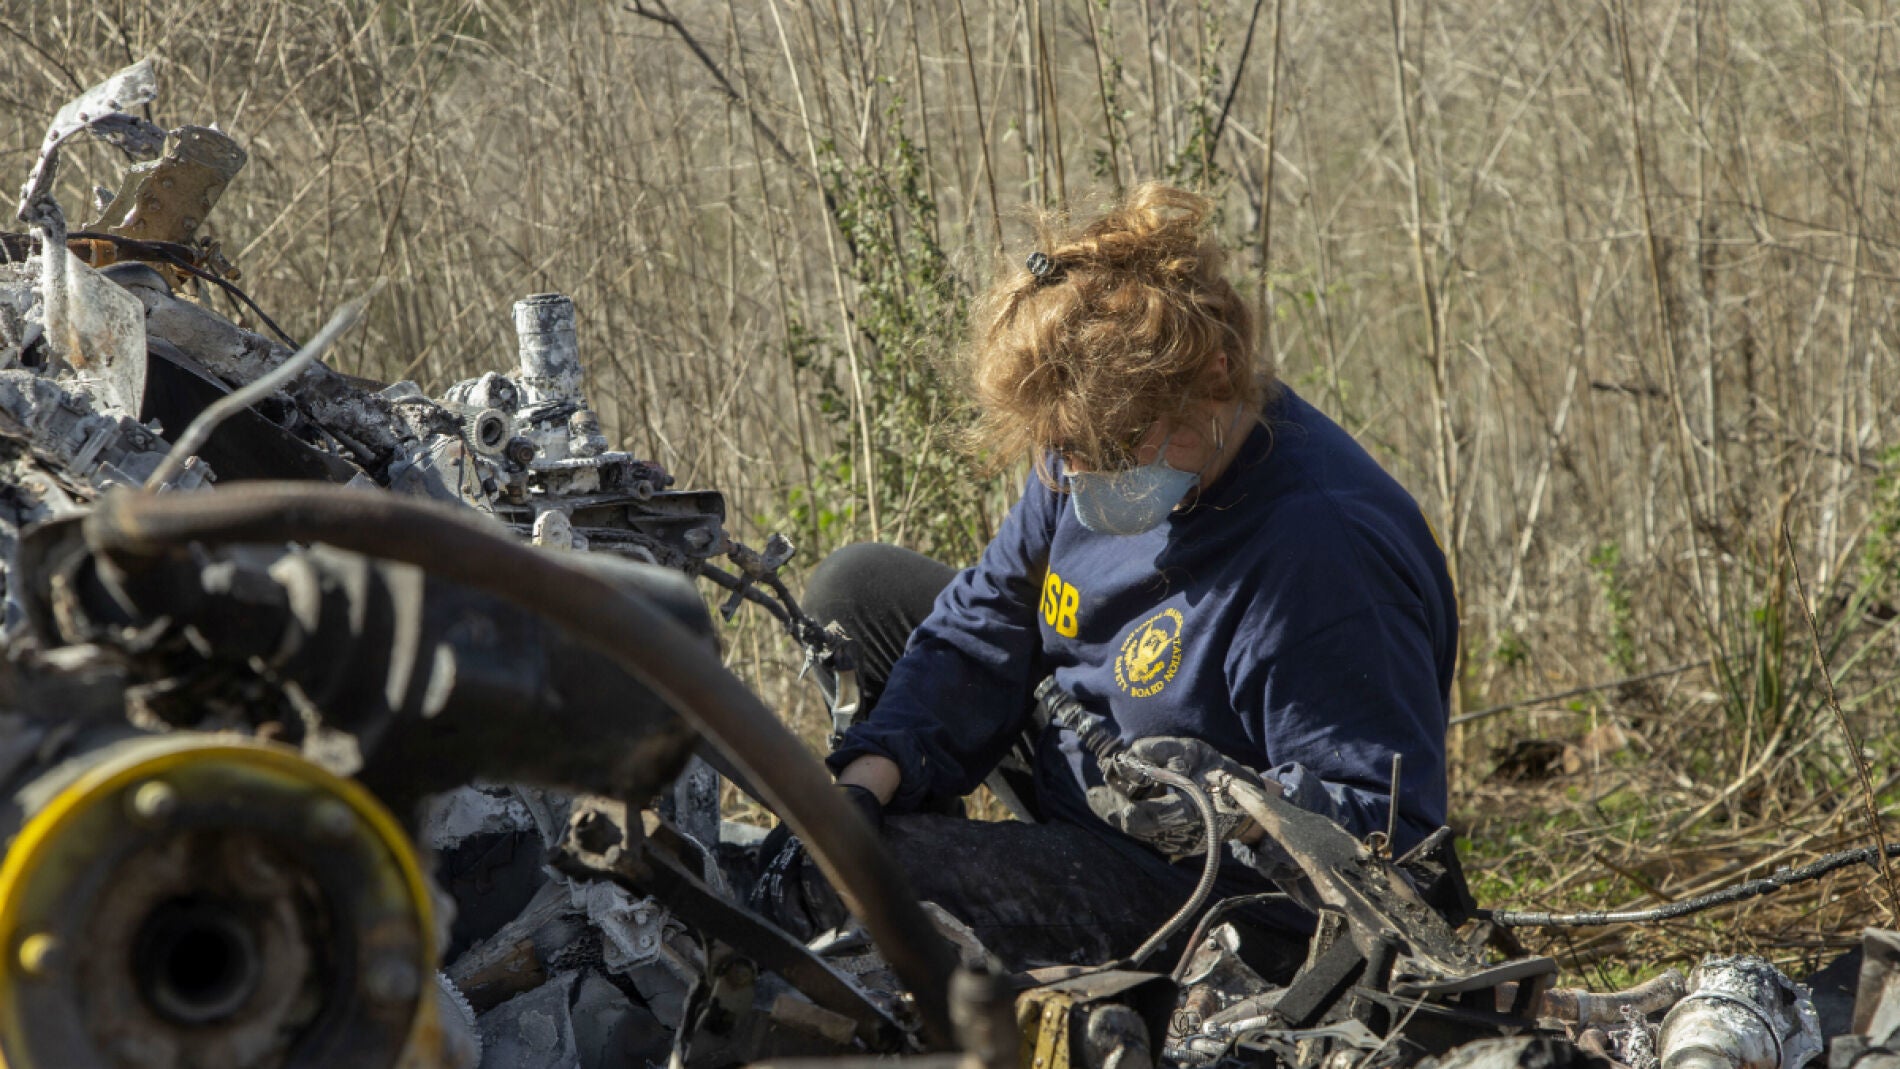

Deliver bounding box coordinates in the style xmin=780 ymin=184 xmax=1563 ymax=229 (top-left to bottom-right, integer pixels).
xmin=4 ymin=0 xmax=1897 ymax=982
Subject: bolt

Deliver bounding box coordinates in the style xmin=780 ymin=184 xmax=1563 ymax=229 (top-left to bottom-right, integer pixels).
xmin=128 ymin=780 xmax=179 ymax=827
xmin=365 ymin=955 xmax=421 ymax=1004
xmin=505 ymin=436 xmax=537 ymax=466
xmin=17 ymin=933 xmax=59 ymax=976
xmin=307 ymin=800 xmax=355 ymax=844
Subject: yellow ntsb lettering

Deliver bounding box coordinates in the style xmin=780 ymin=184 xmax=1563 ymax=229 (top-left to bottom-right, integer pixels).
xmin=1041 ymin=570 xmax=1081 ymax=637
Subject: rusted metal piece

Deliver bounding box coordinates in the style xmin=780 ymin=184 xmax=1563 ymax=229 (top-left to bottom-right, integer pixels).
xmin=40 ymin=239 xmax=147 ymax=378
xmin=1542 ymin=971 xmax=1688 ymax=1028
xmin=1218 ymin=772 xmax=1505 ymax=988
xmin=553 ymin=799 xmax=905 ymax=1049
xmin=1016 ymin=971 xmax=1176 ymax=1069
xmin=16 ymin=60 xmax=159 ymax=237
xmin=443 ymin=881 xmax=575 ymax=1013
xmin=95 ymin=125 xmax=247 ymax=247
xmin=10 ymin=66 xmax=157 ymax=382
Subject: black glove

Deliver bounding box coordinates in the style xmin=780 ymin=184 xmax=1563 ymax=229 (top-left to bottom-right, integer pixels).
xmin=1085 ymin=736 xmax=1265 ymax=861
xmin=749 ymin=784 xmax=884 ymax=926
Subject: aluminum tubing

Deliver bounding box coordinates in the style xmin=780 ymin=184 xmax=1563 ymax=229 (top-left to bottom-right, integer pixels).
xmin=512 ymin=293 xmax=584 ymax=405
xmin=85 ymin=482 xmax=959 ymax=1047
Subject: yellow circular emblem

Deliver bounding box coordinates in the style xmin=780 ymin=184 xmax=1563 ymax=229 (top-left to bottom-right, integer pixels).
xmin=1115 ymin=608 xmax=1184 ymax=699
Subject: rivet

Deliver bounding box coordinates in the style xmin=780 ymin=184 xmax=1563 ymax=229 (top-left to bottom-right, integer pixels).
xmin=308 ymin=800 xmax=355 ymax=844
xmin=365 ymin=956 xmax=421 ymax=1003
xmin=128 ymin=780 xmax=178 ymax=827
xmin=17 ymin=933 xmax=58 ymax=976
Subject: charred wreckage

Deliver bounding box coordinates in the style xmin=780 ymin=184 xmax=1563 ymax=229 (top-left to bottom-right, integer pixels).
xmin=1 ymin=60 xmax=1898 ymax=1069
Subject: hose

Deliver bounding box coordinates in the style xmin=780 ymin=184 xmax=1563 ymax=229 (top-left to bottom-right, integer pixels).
xmin=84 ymin=482 xmax=959 ymax=1047
xmin=1488 ymin=842 xmax=1900 ymax=927
xmin=1540 ymin=969 xmax=1687 ymax=1026
xmin=1032 ymin=679 xmax=1228 ymax=970
xmin=1119 ymin=757 xmax=1224 ymax=968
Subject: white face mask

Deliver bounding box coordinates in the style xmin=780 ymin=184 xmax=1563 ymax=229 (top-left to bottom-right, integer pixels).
xmin=1065 ymin=434 xmax=1198 ymax=536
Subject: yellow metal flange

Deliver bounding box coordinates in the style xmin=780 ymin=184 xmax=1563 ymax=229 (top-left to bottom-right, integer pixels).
xmin=0 ymin=733 xmax=438 ymax=1069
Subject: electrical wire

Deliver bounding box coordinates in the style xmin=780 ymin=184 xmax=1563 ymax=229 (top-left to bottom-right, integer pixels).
xmin=65 ymin=230 xmax=300 ymax=347
xmin=1170 ymin=892 xmax=1293 ymax=982
xmin=1488 ymin=841 xmax=1900 ymax=927
xmin=1120 ymin=756 xmax=1225 ymax=967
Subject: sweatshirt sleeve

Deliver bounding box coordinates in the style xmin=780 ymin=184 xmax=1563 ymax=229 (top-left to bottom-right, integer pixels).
xmin=1248 ymin=603 xmax=1450 ymax=849
xmin=1225 ymin=502 xmax=1455 ymax=852
xmin=825 ymin=476 xmax=1059 ymax=811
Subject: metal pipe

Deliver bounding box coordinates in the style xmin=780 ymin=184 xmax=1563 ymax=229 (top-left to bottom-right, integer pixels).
xmin=1541 ymin=969 xmax=1687 ymax=1027
xmin=85 ymin=482 xmax=959 ymax=1046
xmin=513 ymin=293 xmax=584 ymax=406
xmin=1489 ymin=845 xmax=1900 ymax=927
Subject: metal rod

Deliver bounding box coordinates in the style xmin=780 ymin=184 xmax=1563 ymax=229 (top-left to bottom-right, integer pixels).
xmin=1489 ymin=842 xmax=1900 ymax=927
xmin=1384 ymin=753 xmax=1402 ymax=855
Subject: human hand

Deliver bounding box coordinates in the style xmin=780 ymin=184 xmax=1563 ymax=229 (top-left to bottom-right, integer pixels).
xmin=1084 ymin=736 xmax=1266 ymax=861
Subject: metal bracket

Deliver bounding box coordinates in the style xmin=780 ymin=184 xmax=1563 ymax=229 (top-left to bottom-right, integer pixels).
xmin=551 ymin=798 xmax=906 ymax=1051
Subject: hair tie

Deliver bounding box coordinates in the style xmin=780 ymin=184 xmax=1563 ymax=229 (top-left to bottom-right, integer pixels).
xmin=1026 ymin=251 xmax=1063 ymax=284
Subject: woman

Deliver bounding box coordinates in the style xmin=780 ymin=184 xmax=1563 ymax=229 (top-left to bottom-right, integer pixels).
xmin=752 ymin=182 xmax=1458 ymax=971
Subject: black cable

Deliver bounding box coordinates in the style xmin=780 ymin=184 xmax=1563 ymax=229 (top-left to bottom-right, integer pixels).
xmin=66 ymin=230 xmax=300 ymax=348
xmin=1489 ymin=842 xmax=1900 ymax=927
xmin=1171 ymin=892 xmax=1293 ymax=982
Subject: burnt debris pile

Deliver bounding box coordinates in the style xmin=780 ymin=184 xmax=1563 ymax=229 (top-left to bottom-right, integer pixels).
xmin=0 ymin=60 xmax=1891 ymax=1069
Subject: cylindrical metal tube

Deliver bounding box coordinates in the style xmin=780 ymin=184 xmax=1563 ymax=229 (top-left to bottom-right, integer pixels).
xmin=1542 ymin=969 xmax=1687 ymax=1027
xmin=1657 ymin=957 xmax=1822 ymax=1069
xmin=512 ymin=293 xmax=583 ymax=405
xmin=0 ymin=734 xmax=435 ymax=1069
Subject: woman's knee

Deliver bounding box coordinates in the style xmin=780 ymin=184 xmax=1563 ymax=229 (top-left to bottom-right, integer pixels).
xmin=803 ymin=542 xmax=951 ymax=628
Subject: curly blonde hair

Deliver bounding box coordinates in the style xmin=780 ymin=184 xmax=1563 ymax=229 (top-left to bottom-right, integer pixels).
xmin=961 ymin=182 xmax=1268 ymax=478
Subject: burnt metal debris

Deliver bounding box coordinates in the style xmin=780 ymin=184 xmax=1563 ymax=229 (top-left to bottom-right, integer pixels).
xmin=0 ymin=59 xmax=1893 ymax=1069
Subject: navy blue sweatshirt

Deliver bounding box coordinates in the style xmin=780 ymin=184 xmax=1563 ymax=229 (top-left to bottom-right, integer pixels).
xmin=827 ymin=386 xmax=1457 ymax=859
